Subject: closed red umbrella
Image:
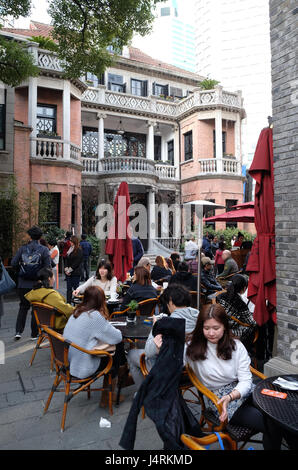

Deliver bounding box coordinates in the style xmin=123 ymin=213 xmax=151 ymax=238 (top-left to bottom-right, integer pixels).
xmin=246 ymin=128 xmax=276 ymax=325
xmin=105 ymin=182 xmax=133 ymax=282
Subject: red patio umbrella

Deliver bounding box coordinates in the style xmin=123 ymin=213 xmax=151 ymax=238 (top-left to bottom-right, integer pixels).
xmin=204 ymin=207 xmax=255 ymax=223
xmin=105 ymin=182 xmax=133 ymax=282
xmin=246 ymin=127 xmax=276 ymax=326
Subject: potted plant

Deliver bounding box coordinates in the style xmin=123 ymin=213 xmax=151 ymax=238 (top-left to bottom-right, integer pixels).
xmin=126 ymin=300 xmax=139 ymax=323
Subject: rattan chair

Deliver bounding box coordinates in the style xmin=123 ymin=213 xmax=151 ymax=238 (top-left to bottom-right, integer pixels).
xmin=185 ymin=363 xmax=266 ymax=450
xmin=109 ymin=307 xmax=129 ymax=319
xmin=136 ymin=298 xmax=159 ymax=316
xmin=29 ymin=302 xmax=58 ymax=369
xmin=181 ymin=432 xmax=235 ymax=450
xmin=42 ymin=326 xmax=114 ymax=432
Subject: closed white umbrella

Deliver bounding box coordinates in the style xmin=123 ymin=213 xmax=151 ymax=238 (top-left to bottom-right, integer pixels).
xmin=184 ymin=200 xmax=226 ymax=308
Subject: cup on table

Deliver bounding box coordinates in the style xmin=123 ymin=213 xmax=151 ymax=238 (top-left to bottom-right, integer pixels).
xmin=126 ymin=311 xmax=137 ymax=323
xmin=109 ymin=292 xmax=119 ymax=302
xmin=163 ymin=282 xmax=168 ymax=289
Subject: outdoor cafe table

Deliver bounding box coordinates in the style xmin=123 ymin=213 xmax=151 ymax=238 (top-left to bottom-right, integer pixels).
xmin=110 ymin=316 xmax=152 ymax=341
xmin=253 ymin=375 xmax=298 ymax=436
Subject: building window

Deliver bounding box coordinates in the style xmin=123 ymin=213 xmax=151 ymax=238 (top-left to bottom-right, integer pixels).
xmin=39 ymin=192 xmax=61 ymax=227
xmin=184 ymin=131 xmax=193 ymax=161
xmin=85 ymin=72 xmax=104 ymax=87
xmin=0 ymin=88 xmax=5 ymax=150
xmin=82 ymin=127 xmax=98 ymax=157
xmin=152 ymin=82 xmax=169 ymax=97
xmin=160 ymin=7 xmax=171 ymax=16
xmin=154 ymin=136 xmax=161 ymax=161
xmin=37 ymin=104 xmax=57 ymax=135
xmin=167 ymin=139 xmax=174 ymax=165
xmin=108 ymin=73 xmax=126 ymax=93
xmin=213 ymin=130 xmax=227 ymax=157
xmin=71 ymin=194 xmax=77 ymax=226
xmin=204 ymin=199 xmax=215 ymax=230
xmin=131 ymin=79 xmax=148 ymax=97
xmin=170 ymin=86 xmax=183 ymax=99
xmin=225 ymin=199 xmax=238 ymax=228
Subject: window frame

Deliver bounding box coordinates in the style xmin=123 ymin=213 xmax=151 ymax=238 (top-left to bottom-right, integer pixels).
xmin=131 ymin=78 xmax=147 ymax=97
xmin=0 ymin=88 xmax=6 ymax=151
xmin=36 ymin=103 xmax=57 ymax=135
xmin=184 ymin=131 xmax=193 ymax=161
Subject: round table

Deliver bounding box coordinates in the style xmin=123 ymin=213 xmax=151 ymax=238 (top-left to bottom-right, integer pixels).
xmin=111 ymin=316 xmax=152 ymax=340
xmin=253 ymin=374 xmax=298 ymax=435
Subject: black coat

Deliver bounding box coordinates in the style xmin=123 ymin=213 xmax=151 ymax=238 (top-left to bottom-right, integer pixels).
xmin=120 ymin=283 xmax=157 ymax=311
xmin=65 ymin=248 xmax=83 ymax=276
xmin=169 ymin=271 xmax=197 ymax=291
xmin=119 ymin=317 xmax=203 ymax=450
xmin=150 ymin=265 xmax=172 ymax=281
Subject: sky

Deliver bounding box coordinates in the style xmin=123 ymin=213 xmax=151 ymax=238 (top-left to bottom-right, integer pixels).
xmin=24 ymin=0 xmax=196 ymax=26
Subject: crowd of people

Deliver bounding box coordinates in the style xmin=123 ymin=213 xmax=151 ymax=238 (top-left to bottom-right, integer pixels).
xmin=4 ymin=224 xmax=297 ymax=451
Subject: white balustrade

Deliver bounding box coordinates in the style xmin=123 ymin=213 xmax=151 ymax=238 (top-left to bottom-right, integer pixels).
xmin=83 ymin=158 xmax=99 ymax=173
xmin=155 ymin=164 xmax=177 ymax=180
xmin=198 ymin=159 xmax=218 ymax=174
xmin=101 ymin=156 xmax=156 ymax=174
xmin=37 ymin=50 xmax=64 ymax=72
xmin=70 ymin=143 xmax=81 ymax=161
xmin=156 ymin=238 xmax=181 ymax=250
xmin=34 ymin=137 xmax=63 ymax=159
xmin=223 ymin=158 xmax=239 ymax=174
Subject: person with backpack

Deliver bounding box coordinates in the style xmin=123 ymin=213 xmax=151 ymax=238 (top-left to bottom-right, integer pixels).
xmin=11 ymin=225 xmax=51 ymax=341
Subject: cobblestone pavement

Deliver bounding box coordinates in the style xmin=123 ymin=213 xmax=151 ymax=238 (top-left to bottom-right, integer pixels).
xmin=0 ymin=276 xmax=266 ymax=452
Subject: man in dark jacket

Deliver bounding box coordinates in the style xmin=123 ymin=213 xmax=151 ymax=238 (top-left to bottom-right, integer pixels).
xmin=11 ymin=225 xmax=51 ymax=340
xmin=79 ymin=234 xmax=92 ymax=281
xmin=129 ymin=236 xmax=144 ymax=275
xmin=169 ymin=262 xmax=197 ymax=291
xmin=201 ymin=256 xmax=222 ymax=296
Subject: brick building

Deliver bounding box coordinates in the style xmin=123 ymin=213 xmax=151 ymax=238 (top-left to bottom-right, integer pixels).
xmin=0 ymin=23 xmax=246 ymax=256
xmin=264 ymin=1 xmax=298 ymax=376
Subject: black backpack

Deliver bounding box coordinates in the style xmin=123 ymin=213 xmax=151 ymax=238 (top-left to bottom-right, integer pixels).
xmin=19 ymin=246 xmax=42 ymax=280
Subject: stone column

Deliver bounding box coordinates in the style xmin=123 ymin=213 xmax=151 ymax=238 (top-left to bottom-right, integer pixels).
xmin=234 ymin=113 xmax=241 ymax=175
xmin=63 ymin=80 xmax=71 ymax=159
xmin=28 ymin=76 xmax=38 ymax=158
xmin=147 ymin=187 xmax=156 ymax=251
xmin=97 ymin=112 xmax=106 ymax=159
xmin=215 ymin=109 xmax=223 ymax=173
xmin=146 ymin=120 xmax=155 ymax=160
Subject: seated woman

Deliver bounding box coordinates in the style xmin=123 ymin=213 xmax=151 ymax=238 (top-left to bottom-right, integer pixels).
xmin=63 ymin=286 xmax=125 ymax=405
xmin=150 ymin=255 xmax=172 ymax=282
xmin=119 ymin=266 xmax=157 ymax=311
xmin=127 ymin=284 xmax=199 ymax=388
xmin=165 ymin=257 xmax=176 ymax=275
xmin=185 ymin=303 xmax=298 ymax=450
xmin=216 ymin=274 xmax=256 ymax=350
xmin=73 ymin=260 xmax=117 ymax=298
xmin=25 ymin=267 xmax=74 ymax=331
xmin=169 ymin=261 xmax=197 ymax=291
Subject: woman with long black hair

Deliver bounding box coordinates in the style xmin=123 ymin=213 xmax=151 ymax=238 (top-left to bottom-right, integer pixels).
xmin=73 ymin=259 xmax=117 ymax=298
xmin=216 ymin=274 xmax=256 ymax=350
xmin=185 ymin=303 xmax=298 ymax=450
xmin=64 ymin=235 xmax=83 ymax=303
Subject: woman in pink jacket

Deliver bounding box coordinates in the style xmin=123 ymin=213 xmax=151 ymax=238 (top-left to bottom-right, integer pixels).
xmin=214 ymin=241 xmax=225 ymax=275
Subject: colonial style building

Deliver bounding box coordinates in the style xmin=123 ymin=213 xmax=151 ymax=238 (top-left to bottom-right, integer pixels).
xmin=0 ymin=22 xmax=246 ymax=256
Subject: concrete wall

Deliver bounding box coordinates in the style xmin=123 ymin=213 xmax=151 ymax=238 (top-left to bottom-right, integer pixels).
xmin=265 ymin=0 xmax=298 ymax=376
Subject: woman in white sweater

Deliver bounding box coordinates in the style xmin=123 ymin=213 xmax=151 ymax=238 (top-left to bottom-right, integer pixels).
xmin=185 ymin=303 xmax=298 ymax=450
xmin=73 ymin=260 xmax=117 ymax=297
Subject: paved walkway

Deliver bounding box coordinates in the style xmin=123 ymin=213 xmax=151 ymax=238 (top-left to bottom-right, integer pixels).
xmin=0 ymin=276 xmax=266 ymax=451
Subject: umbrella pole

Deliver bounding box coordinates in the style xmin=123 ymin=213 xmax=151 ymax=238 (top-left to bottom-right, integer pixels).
xmin=196 ymin=205 xmax=203 ymax=310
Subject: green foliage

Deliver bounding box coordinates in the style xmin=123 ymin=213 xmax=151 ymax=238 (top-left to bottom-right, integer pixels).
xmin=127 ymin=299 xmax=139 ymax=312
xmin=0 ymin=0 xmax=31 ymax=18
xmin=44 ymin=225 xmax=65 ymax=244
xmin=0 ymin=35 xmax=39 ymax=87
xmin=48 ymin=0 xmax=164 ymax=78
xmin=31 ymin=36 xmax=58 ymax=52
xmin=198 ymin=78 xmax=220 ymax=90
xmin=203 ymin=226 xmax=255 ymax=250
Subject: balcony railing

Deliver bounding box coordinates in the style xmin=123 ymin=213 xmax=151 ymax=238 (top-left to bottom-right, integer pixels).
xmin=82 ymin=156 xmax=177 ymax=180
xmin=34 ymin=49 xmax=243 ymax=120
xmin=198 ymin=158 xmax=240 ymax=175
xmin=32 ymin=136 xmax=81 ymax=161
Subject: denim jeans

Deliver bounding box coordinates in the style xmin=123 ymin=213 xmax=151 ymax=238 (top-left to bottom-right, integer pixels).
xmin=15 ymin=288 xmax=38 ymax=337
